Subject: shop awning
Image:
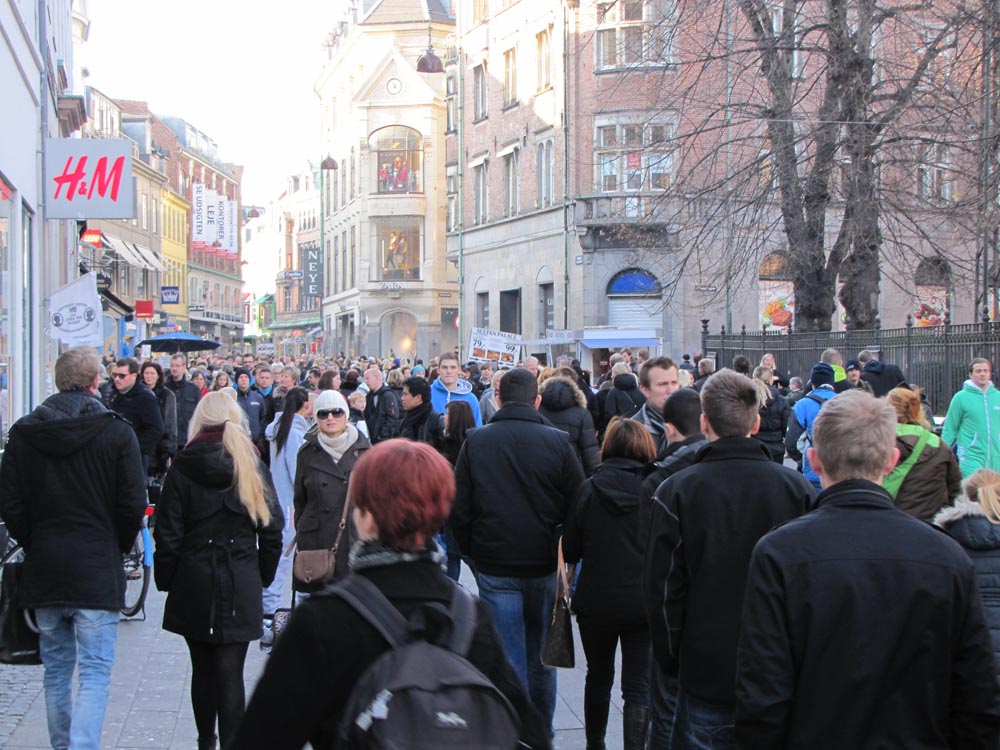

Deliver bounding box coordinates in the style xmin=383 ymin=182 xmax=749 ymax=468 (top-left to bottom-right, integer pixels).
xmin=130 ymin=242 xmax=166 ymax=272
xmin=306 ymin=326 xmax=323 ymax=337
xmin=102 ymin=234 xmax=155 ymax=271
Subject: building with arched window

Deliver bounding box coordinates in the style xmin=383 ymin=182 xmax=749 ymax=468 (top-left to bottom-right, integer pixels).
xmin=314 ymin=0 xmax=457 ymax=359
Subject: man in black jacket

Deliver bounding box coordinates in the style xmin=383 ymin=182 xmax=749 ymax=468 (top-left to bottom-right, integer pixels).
xmin=858 ymin=348 xmax=908 ymax=396
xmin=643 ymin=369 xmax=815 ymax=749
xmin=0 ymin=346 xmax=147 ymax=750
xmin=362 ymin=368 xmax=402 ymax=443
xmin=109 ymin=356 xmax=164 ymax=470
xmin=736 ymin=390 xmax=1000 ymax=749
xmin=452 ymin=367 xmax=585 ymax=730
xmin=398 ymin=376 xmax=443 ymax=448
xmin=165 ymin=353 xmax=201 ymax=446
xmin=637 ymin=386 xmax=706 ymax=750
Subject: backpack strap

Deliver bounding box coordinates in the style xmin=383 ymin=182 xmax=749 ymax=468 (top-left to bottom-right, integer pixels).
xmin=332 ymin=574 xmax=479 ymax=657
xmin=446 ymin=585 xmax=477 ymax=657
xmin=883 ymin=427 xmax=934 ymax=499
xmin=332 ymin=575 xmax=410 ymax=648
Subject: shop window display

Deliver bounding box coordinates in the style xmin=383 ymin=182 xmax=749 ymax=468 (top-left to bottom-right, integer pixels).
xmin=369 ymin=126 xmax=423 ymax=194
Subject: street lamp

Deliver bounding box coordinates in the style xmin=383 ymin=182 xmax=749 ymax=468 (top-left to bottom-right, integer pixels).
xmin=416 ymin=24 xmax=444 ymax=73
xmin=319 ymin=156 xmax=338 ymax=355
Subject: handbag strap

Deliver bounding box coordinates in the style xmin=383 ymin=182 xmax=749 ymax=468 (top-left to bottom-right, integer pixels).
xmin=331 ymin=497 xmax=351 ymax=553
xmin=555 ymin=537 xmax=575 ymax=601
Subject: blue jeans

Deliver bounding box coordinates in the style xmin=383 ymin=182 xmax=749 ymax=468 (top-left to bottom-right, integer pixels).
xmin=476 ymin=572 xmax=557 ymax=727
xmin=670 ymin=689 xmax=735 ymax=750
xmin=35 ymin=607 xmax=119 ymax=750
xmin=649 ymin=667 xmax=679 ymax=750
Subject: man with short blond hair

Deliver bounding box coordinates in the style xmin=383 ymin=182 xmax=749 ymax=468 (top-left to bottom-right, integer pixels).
xmin=943 ymin=357 xmax=1000 ymax=476
xmin=644 ymin=370 xmax=814 ymax=749
xmin=736 ymin=391 xmax=1000 ymax=749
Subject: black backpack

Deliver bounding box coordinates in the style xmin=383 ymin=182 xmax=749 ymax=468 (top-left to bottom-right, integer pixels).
xmin=331 ymin=575 xmax=521 ymax=750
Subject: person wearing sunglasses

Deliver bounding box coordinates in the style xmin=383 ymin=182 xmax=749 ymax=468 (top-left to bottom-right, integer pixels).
xmin=108 ymin=357 xmax=164 ymax=472
xmin=291 ymin=389 xmax=371 ymax=596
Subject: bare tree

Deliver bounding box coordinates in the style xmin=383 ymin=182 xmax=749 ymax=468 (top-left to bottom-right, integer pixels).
xmin=582 ymin=0 xmax=986 ymax=330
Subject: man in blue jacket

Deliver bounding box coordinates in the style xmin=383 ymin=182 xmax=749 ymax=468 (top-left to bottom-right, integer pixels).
xmin=430 ymin=351 xmax=482 ymax=426
xmin=784 ymin=362 xmax=838 ymax=490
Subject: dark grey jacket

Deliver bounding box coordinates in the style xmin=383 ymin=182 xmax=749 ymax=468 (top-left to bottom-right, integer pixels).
xmin=0 ymin=391 xmax=146 ymax=610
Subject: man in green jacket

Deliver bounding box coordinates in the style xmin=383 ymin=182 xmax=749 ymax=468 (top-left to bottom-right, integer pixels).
xmin=942 ymin=358 xmax=1000 ymax=477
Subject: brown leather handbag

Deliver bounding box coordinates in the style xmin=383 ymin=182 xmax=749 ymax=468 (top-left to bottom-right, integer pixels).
xmin=292 ymin=499 xmax=350 ymax=585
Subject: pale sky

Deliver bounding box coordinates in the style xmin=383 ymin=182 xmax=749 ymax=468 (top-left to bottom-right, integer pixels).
xmin=82 ymin=0 xmax=340 ymax=205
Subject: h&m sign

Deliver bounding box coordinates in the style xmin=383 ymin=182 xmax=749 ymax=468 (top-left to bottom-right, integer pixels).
xmin=45 ymin=139 xmax=135 ymax=220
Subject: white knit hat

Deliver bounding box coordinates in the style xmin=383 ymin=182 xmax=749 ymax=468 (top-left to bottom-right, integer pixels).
xmin=314 ymin=389 xmax=349 ymax=414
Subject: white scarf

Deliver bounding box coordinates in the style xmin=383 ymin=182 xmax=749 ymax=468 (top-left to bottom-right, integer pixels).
xmin=316 ymin=423 xmax=359 ymax=462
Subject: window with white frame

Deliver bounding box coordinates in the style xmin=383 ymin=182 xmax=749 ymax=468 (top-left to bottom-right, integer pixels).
xmin=502 ymin=149 xmax=519 ymax=216
xmin=770 ymin=0 xmax=802 ymax=77
xmin=472 ymin=0 xmax=489 ymax=25
xmin=473 ymin=161 xmax=489 ymax=225
xmin=446 ymin=75 xmax=457 ymax=132
xmin=473 ymin=64 xmax=488 ymax=120
xmin=447 ymin=170 xmax=458 ymax=231
xmin=596 ymin=0 xmax=675 ymax=70
xmin=594 ymin=120 xmax=673 ymax=192
xmin=503 ymin=47 xmax=518 ymax=106
xmin=917 ymin=144 xmax=953 ymax=201
xmin=537 ymin=29 xmax=552 ymax=90
xmin=536 ymin=140 xmax=554 ymax=207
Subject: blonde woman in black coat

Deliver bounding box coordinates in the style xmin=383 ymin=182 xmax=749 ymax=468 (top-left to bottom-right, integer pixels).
xmin=154 ymin=391 xmax=283 ymax=750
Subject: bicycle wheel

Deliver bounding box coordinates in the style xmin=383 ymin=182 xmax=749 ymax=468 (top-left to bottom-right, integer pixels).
xmin=121 ymin=532 xmax=151 ymax=617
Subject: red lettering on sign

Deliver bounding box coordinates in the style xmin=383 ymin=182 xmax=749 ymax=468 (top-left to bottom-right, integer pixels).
xmin=52 ymin=155 xmax=125 ymax=202
xmin=53 ymin=156 xmax=88 ymax=200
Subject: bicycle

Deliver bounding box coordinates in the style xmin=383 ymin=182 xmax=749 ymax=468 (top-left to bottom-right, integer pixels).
xmin=120 ymin=506 xmax=154 ymax=618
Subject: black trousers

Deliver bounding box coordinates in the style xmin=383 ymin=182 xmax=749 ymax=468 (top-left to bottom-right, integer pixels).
xmin=185 ymin=639 xmax=249 ymax=746
xmin=578 ymin=618 xmax=651 ymax=744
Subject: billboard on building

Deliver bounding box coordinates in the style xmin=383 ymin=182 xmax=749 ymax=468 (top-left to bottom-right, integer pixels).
xmin=45 ymin=139 xmax=135 ymax=219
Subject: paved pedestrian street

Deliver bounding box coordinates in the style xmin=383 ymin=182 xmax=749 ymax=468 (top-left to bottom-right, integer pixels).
xmin=0 ymin=567 xmax=624 ymax=749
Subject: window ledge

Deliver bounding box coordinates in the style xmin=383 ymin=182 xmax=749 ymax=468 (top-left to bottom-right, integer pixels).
xmin=472 ymin=116 xmax=489 ymax=124
xmin=502 ymin=101 xmax=520 ymax=111
xmin=595 ymin=63 xmax=673 ymax=75
xmin=535 ymin=85 xmax=554 ymax=95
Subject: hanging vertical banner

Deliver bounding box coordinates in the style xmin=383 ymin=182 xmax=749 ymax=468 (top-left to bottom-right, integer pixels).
xmin=305 ymin=244 xmax=323 ymax=297
xmin=48 ymin=273 xmax=103 ymax=347
xmin=192 ymin=183 xmax=207 ymax=250
xmin=225 ymin=199 xmax=238 ymax=257
xmin=204 ymin=188 xmax=219 ymax=254
xmin=215 ymin=192 xmax=227 ymax=252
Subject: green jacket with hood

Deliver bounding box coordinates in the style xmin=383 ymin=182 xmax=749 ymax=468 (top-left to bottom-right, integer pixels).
xmin=942 ymin=379 xmax=1000 ymax=476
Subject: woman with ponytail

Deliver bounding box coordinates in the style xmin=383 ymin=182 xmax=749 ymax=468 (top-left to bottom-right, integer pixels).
xmin=153 ymin=391 xmax=283 ymax=750
xmin=935 ymin=469 xmax=1000 ymax=673
xmin=885 ymin=387 xmax=961 ymax=520
xmin=260 ymin=386 xmax=313 ymax=640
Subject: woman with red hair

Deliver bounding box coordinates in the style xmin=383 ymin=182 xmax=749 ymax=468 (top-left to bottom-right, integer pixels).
xmin=233 ymin=439 xmax=549 ymax=750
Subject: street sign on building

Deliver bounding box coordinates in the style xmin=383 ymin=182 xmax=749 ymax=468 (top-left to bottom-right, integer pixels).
xmin=45 ymin=139 xmax=135 ymax=219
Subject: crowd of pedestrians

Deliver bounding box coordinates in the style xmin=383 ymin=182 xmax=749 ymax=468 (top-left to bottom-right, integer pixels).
xmin=8 ymin=343 xmax=1000 ymax=750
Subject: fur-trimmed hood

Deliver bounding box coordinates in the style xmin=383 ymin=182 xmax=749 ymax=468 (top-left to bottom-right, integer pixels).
xmin=934 ymin=498 xmax=1000 ymax=551
xmin=539 ymin=376 xmax=587 ymax=411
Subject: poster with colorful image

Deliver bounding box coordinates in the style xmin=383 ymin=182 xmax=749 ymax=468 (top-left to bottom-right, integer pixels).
xmin=913 ymin=286 xmax=948 ymax=326
xmin=759 ymin=280 xmax=794 ymax=331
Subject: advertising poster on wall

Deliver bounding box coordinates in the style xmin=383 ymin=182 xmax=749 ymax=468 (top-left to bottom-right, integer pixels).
xmin=913 ymin=286 xmax=948 ymax=326
xmin=759 ymin=280 xmax=795 ymax=331
xmin=466 ymin=327 xmax=521 ymax=366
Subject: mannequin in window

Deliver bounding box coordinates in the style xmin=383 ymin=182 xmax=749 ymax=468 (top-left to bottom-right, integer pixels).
xmin=379 ymin=163 xmax=389 ymax=192
xmin=397 ymin=236 xmax=409 ymax=278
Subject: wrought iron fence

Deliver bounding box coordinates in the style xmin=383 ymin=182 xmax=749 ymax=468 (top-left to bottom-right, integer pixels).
xmin=700 ymin=317 xmax=1000 ymax=416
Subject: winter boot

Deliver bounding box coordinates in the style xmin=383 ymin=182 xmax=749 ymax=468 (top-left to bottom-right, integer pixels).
xmin=197 ymin=735 xmax=218 ymax=750
xmin=623 ymin=703 xmax=650 ymax=750
xmin=583 ymin=693 xmax=610 ymax=750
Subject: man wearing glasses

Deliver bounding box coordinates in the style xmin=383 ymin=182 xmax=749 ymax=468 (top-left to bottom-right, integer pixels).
xmin=108 ymin=357 xmax=163 ymax=471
